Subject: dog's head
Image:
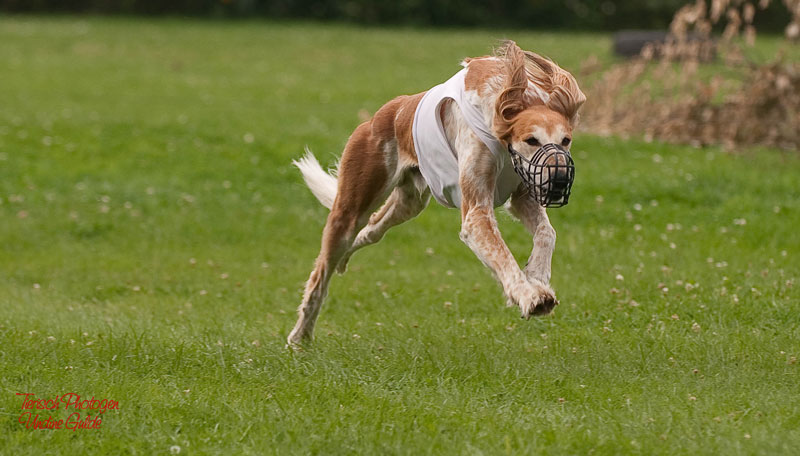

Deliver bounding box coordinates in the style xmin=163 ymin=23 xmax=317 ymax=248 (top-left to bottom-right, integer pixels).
xmin=491 ymin=41 xmax=586 ymax=205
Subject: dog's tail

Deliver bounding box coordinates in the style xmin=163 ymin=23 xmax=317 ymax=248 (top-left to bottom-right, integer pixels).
xmin=293 ymin=147 xmax=338 ymax=210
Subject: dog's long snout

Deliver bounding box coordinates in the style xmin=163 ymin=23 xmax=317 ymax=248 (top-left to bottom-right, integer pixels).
xmin=508 ymin=142 xmax=574 ymax=207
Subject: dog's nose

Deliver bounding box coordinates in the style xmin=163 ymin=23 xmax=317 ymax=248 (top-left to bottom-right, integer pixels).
xmin=550 ymin=176 xmax=569 ymax=192
xmin=549 ymin=167 xmax=572 ymax=188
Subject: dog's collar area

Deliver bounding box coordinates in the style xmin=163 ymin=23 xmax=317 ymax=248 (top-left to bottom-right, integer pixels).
xmin=507 ymin=142 xmax=575 ymax=208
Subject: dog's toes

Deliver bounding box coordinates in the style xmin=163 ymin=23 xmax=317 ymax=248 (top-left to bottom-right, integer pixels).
xmin=510 ymin=281 xmax=558 ymax=320
xmin=286 ymin=329 xmax=313 ymax=349
xmin=519 ymin=290 xmax=558 ymax=319
xmin=285 ymin=341 xmax=303 ymax=351
xmin=518 ymin=300 xmax=537 ymax=320
xmin=532 ymin=295 xmax=558 ymax=316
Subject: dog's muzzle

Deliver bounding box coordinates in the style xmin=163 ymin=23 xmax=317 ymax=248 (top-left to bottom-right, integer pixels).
xmin=508 ymin=143 xmax=575 ymax=208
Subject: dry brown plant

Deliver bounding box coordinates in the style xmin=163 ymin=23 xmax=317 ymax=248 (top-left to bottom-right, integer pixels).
xmin=581 ymin=0 xmax=800 ymax=150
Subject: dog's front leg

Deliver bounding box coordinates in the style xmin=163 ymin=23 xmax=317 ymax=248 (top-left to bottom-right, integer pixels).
xmin=508 ymin=190 xmax=559 ymax=315
xmin=458 ymin=156 xmax=556 ymax=318
xmin=509 ymin=189 xmax=556 ymax=285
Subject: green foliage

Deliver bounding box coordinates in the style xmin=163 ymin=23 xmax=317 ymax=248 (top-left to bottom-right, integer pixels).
xmin=1 ymin=17 xmax=799 ymax=454
xmin=0 ymin=0 xmax=794 ymax=31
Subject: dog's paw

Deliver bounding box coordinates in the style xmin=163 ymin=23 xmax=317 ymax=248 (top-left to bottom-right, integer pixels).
xmin=530 ymin=286 xmax=558 ymax=317
xmin=508 ymin=280 xmax=558 ymax=319
xmin=285 ymin=341 xmax=304 ymax=351
xmin=286 ymin=328 xmax=313 ymax=349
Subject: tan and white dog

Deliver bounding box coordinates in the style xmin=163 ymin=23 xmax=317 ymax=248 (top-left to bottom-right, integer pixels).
xmin=288 ymin=41 xmax=585 ymax=346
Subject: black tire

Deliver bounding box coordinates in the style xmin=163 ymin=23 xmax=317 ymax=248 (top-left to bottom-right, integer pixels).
xmin=613 ymin=30 xmax=669 ymax=57
xmin=613 ymin=29 xmax=716 ymax=61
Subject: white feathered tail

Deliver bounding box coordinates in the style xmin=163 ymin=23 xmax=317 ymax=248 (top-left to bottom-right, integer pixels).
xmin=292 ymin=147 xmax=338 ymax=210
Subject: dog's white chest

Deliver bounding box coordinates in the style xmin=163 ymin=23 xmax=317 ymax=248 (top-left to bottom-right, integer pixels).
xmin=412 ymin=68 xmax=520 ymax=209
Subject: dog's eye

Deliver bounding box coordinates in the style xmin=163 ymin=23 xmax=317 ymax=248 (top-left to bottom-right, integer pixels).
xmin=524 ymin=137 xmax=540 ymax=147
xmin=561 ymin=137 xmax=571 ymax=147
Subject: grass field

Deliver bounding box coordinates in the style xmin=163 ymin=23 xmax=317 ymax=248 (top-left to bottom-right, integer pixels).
xmin=1 ymin=16 xmax=799 ymax=455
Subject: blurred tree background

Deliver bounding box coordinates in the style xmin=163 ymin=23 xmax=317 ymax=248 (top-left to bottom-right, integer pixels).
xmin=0 ymin=0 xmax=793 ymax=32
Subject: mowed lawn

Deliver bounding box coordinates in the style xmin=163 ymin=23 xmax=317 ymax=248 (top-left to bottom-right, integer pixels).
xmin=1 ymin=16 xmax=799 ymax=455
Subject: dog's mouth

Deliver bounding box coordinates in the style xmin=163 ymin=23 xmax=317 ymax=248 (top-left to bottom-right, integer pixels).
xmin=508 ymin=143 xmax=575 ymax=208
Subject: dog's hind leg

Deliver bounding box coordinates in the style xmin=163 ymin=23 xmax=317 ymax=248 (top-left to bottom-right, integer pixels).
xmin=288 ymin=94 xmax=424 ymax=346
xmin=336 ymin=168 xmax=430 ymax=274
xmin=287 ymin=207 xmax=363 ymax=346
xmin=288 ymin=123 xmax=397 ymax=346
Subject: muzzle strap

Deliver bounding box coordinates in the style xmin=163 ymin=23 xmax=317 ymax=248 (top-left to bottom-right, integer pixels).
xmin=508 ymin=143 xmax=575 ymax=208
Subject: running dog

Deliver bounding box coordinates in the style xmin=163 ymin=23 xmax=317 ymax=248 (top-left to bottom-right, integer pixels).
xmin=288 ymin=40 xmax=585 ymax=345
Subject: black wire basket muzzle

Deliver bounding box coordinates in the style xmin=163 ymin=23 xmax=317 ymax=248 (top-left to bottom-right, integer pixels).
xmin=508 ymin=143 xmax=575 ymax=208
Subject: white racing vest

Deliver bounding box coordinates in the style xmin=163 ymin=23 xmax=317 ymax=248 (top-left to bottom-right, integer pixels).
xmin=412 ymin=68 xmax=520 ymax=209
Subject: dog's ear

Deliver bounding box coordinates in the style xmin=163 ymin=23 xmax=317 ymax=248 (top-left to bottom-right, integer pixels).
xmin=493 ymin=40 xmax=528 ymax=142
xmin=523 ymin=50 xmax=586 ymax=127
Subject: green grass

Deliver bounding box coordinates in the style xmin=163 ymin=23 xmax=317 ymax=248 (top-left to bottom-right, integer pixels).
xmin=1 ymin=16 xmax=799 ymax=455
